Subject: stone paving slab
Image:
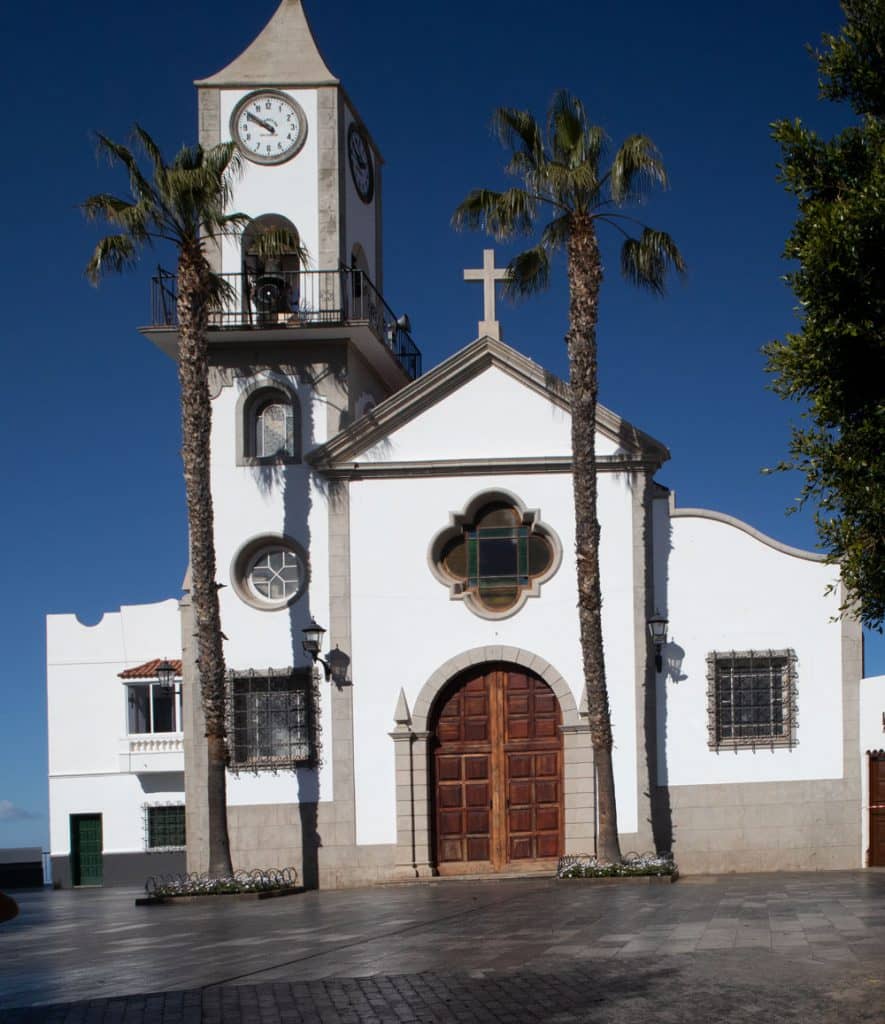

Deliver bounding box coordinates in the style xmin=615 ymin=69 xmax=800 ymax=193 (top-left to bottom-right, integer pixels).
xmin=1 ymin=872 xmax=884 ymax=1022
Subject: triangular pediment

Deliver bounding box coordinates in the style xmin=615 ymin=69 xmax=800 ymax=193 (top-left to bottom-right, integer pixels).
xmin=196 ymin=1 xmax=338 ymax=88
xmin=309 ymin=336 xmax=669 ymax=470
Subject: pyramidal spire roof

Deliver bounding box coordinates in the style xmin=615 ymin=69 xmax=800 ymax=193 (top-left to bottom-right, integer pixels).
xmin=196 ymin=0 xmax=338 ymax=88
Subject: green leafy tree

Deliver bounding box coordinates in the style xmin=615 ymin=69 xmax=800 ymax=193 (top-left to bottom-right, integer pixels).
xmin=83 ymin=127 xmax=303 ymax=876
xmin=766 ymin=0 xmax=885 ymax=629
xmin=453 ymin=92 xmax=684 ymax=863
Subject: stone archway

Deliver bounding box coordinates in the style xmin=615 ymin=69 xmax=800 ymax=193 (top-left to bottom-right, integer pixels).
xmin=390 ymin=647 xmax=594 ymax=879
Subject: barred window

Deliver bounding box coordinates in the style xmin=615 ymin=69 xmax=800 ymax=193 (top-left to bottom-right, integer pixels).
xmin=146 ymin=805 xmax=186 ymax=851
xmin=707 ymin=649 xmax=797 ymax=750
xmin=229 ymin=671 xmax=313 ymax=770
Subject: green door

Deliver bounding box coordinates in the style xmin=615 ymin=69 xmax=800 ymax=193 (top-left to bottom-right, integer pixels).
xmin=70 ymin=814 xmax=103 ymax=886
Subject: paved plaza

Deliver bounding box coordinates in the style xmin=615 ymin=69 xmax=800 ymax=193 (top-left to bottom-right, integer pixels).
xmin=1 ymin=871 xmax=884 ymax=1022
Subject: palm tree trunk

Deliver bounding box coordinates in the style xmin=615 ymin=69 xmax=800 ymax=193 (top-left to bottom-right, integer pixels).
xmin=566 ymin=216 xmax=622 ymax=864
xmin=177 ymin=244 xmax=233 ymax=878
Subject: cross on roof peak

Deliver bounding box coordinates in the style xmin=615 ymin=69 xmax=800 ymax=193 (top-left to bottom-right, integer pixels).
xmin=463 ymin=249 xmax=510 ymax=341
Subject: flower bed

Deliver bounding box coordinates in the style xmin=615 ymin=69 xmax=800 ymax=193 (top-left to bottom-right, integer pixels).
xmin=557 ymin=852 xmax=677 ymax=880
xmin=138 ymin=867 xmax=300 ymax=904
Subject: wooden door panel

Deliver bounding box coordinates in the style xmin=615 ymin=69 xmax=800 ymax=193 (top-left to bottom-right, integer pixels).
xmin=871 ymin=754 xmax=885 ymax=867
xmin=434 ymin=665 xmax=563 ymax=872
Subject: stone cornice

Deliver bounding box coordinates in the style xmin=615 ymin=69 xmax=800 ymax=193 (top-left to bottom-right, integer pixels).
xmin=316 ymin=454 xmax=662 ymax=480
xmin=308 ymin=336 xmax=670 ymax=470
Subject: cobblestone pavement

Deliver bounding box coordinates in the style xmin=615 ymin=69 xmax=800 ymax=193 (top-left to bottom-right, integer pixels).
xmin=1 ymin=872 xmax=884 ymax=1022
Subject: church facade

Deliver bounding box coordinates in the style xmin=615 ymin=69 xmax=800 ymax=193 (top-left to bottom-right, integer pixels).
xmin=47 ymin=0 xmax=885 ymax=889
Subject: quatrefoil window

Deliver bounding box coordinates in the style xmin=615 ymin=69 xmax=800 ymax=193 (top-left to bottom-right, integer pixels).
xmin=429 ymin=492 xmax=561 ymax=619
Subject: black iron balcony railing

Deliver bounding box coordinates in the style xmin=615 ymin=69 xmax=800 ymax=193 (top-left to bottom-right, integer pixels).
xmin=151 ymin=266 xmax=421 ymax=380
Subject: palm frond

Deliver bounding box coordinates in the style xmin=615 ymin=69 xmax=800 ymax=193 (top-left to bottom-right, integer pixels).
xmin=609 ymin=135 xmax=668 ymax=204
xmin=619 ymin=227 xmax=686 ymax=294
xmin=491 ymin=107 xmax=544 ymax=163
xmin=504 ymin=244 xmax=552 ymax=297
xmin=547 ymin=90 xmax=586 ymax=165
xmin=95 ymin=133 xmax=159 ymax=209
xmin=85 ymin=233 xmax=140 ymax=283
xmin=540 ymin=214 xmax=572 ymax=252
xmin=249 ymin=226 xmax=310 ymax=266
xmin=452 ymin=188 xmax=537 ymax=238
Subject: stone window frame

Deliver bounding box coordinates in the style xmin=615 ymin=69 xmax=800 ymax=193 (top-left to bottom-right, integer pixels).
xmin=143 ymin=803 xmax=186 ymax=852
xmin=230 ymin=533 xmax=309 ymax=612
xmin=706 ymin=648 xmax=798 ymax=751
xmin=235 ymin=372 xmax=301 ymax=467
xmin=225 ymin=667 xmax=320 ymax=774
xmin=428 ymin=489 xmax=562 ymax=621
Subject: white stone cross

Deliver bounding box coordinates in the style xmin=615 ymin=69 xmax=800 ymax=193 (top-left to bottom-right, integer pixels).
xmin=463 ymin=249 xmax=510 ymax=341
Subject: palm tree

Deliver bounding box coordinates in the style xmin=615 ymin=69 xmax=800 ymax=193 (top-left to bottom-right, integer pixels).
xmin=453 ymin=92 xmax=684 ymax=863
xmin=83 ymin=127 xmax=302 ymax=877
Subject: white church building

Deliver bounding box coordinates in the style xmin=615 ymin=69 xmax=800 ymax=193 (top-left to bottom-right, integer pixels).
xmin=47 ymin=0 xmax=885 ymax=888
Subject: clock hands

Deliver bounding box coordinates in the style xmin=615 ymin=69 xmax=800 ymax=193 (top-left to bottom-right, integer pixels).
xmin=246 ymin=111 xmax=276 ymax=134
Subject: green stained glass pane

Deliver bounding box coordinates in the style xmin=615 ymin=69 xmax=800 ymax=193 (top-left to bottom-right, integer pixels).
xmin=467 ymin=535 xmax=478 ymax=578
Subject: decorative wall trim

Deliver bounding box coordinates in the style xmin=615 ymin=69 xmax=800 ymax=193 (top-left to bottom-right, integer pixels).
xmin=317 ymin=455 xmax=661 ymax=480
xmin=668 ymin=491 xmax=826 ymax=562
xmin=411 ymin=647 xmax=580 ymax=733
xmin=309 ymin=336 xmax=670 ymax=470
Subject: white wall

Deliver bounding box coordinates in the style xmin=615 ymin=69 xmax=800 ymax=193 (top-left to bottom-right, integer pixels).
xmin=209 ymin=375 xmax=333 ymax=806
xmin=49 ymin=775 xmax=184 ymax=855
xmin=348 ymin=468 xmax=639 ymax=846
xmin=360 ymin=366 xmax=623 ymax=463
xmin=218 ymin=88 xmax=320 ymax=274
xmin=860 ymin=674 xmax=885 ymax=861
xmin=655 ymin=502 xmax=845 ymax=786
xmin=46 ymin=600 xmax=184 ymax=854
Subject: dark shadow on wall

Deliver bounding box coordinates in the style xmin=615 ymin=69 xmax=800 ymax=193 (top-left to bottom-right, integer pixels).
xmin=246 ymin=366 xmax=323 ymax=889
xmin=641 ymin=477 xmax=675 ymax=858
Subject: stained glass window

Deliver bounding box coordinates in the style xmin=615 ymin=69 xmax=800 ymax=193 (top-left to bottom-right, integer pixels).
xmin=441 ymin=502 xmax=553 ymax=613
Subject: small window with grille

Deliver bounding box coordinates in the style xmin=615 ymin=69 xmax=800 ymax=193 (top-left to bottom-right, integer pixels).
xmin=145 ymin=805 xmax=186 ymax=851
xmin=707 ymin=649 xmax=797 ymax=750
xmin=228 ymin=670 xmax=314 ymax=771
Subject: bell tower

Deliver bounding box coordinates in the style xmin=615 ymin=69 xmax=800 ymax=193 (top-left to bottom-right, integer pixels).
xmin=144 ymin=0 xmax=419 ymax=394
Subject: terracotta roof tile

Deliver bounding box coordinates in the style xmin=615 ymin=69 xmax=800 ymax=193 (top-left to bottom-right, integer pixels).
xmin=118 ymin=658 xmax=182 ymax=680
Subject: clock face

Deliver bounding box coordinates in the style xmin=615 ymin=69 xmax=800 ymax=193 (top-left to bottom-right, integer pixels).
xmin=348 ymin=123 xmax=374 ymax=203
xmin=231 ymin=91 xmax=308 ymax=165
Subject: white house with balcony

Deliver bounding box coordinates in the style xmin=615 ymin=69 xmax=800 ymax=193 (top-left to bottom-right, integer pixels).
xmin=46 ymin=0 xmax=885 ymax=889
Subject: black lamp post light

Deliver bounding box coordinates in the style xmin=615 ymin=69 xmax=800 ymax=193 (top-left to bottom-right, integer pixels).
xmin=301 ymin=620 xmax=336 ymax=681
xmin=647 ymin=611 xmax=668 ymax=673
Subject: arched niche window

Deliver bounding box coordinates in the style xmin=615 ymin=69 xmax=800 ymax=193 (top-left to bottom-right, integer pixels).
xmin=241 ymin=214 xmax=302 ymax=325
xmin=236 ymin=375 xmax=301 ymax=466
xmin=350 ymin=243 xmax=369 ymax=314
xmin=429 ymin=492 xmax=561 ymax=619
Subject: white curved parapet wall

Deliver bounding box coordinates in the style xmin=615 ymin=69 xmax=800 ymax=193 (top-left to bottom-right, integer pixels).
xmin=655 ymin=493 xmax=844 ymax=788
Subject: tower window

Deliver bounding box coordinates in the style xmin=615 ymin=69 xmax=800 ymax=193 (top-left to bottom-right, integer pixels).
xmin=236 ymin=377 xmax=301 ymax=466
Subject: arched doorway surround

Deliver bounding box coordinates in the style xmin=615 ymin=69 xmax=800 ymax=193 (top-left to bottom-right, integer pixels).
xmin=390 ymin=647 xmax=595 ymax=879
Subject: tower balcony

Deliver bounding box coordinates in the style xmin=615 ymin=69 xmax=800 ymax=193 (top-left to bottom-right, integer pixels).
xmin=142 ymin=266 xmax=422 ymax=384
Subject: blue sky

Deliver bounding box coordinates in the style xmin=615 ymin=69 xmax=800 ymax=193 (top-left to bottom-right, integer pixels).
xmin=1 ymin=0 xmax=880 ymax=850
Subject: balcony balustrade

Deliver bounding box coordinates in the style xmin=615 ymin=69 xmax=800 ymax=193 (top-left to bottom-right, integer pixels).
xmin=150 ymin=266 xmax=421 ymax=380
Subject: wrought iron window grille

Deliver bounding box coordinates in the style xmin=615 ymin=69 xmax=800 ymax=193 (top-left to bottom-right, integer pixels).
xmin=143 ymin=803 xmax=186 ymax=852
xmin=706 ymin=649 xmax=798 ymax=751
xmin=225 ymin=667 xmax=321 ymax=774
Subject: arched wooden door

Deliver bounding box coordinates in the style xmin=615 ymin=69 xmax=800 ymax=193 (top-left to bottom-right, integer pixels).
xmin=432 ymin=663 xmax=563 ymax=874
